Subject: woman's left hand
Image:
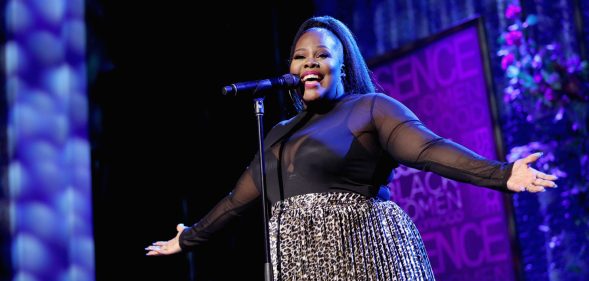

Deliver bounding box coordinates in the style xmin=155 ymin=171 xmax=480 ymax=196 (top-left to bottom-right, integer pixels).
xmin=506 ymin=152 xmax=558 ymax=193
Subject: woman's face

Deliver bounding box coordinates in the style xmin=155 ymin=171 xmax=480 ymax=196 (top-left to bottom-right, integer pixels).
xmin=290 ymin=28 xmax=345 ymax=103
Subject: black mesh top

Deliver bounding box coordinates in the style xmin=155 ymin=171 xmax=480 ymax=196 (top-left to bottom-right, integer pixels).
xmin=179 ymin=93 xmax=513 ymax=250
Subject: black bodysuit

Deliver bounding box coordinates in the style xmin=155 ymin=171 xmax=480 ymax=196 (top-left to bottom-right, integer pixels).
xmin=179 ymin=93 xmax=513 ymax=249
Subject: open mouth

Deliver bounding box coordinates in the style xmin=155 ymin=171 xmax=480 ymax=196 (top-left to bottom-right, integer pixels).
xmin=302 ymin=72 xmax=323 ymax=88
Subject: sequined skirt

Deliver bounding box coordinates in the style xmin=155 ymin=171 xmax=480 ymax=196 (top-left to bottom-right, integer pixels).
xmin=269 ymin=192 xmax=435 ymax=281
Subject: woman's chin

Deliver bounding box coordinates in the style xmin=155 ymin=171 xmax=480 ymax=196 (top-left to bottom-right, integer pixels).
xmin=303 ymin=90 xmax=321 ymax=102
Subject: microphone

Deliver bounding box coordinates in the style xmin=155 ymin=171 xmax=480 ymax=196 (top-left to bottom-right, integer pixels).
xmin=222 ymin=73 xmax=301 ymax=96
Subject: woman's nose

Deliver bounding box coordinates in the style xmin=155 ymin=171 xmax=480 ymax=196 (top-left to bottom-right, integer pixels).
xmin=304 ymin=59 xmax=320 ymax=68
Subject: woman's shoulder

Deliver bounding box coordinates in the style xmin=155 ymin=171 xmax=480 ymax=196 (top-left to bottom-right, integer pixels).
xmin=271 ymin=111 xmax=305 ymax=130
xmin=352 ymin=92 xmax=418 ymax=120
xmin=346 ymin=92 xmax=403 ymax=107
xmin=348 ymin=92 xmax=398 ymax=100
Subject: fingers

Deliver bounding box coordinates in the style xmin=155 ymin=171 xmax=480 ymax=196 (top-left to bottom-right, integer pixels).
xmin=176 ymin=223 xmax=185 ymax=232
xmin=145 ymin=245 xmax=164 ymax=256
xmin=525 ymin=185 xmax=545 ymax=193
xmin=533 ymin=178 xmax=557 ymax=188
xmin=536 ymin=172 xmax=558 ymax=181
xmin=523 ymin=152 xmax=543 ymax=164
xmin=518 ymin=174 xmax=558 ymax=193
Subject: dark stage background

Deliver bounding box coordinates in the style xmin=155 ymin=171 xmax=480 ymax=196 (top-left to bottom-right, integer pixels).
xmin=87 ymin=1 xmax=312 ymax=280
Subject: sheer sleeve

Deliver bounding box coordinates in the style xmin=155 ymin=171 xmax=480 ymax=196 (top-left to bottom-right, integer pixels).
xmin=371 ymin=94 xmax=513 ymax=191
xmin=178 ymin=167 xmax=260 ymax=251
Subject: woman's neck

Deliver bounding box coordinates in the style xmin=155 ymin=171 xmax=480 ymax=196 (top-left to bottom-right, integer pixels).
xmin=305 ymin=92 xmax=347 ymax=114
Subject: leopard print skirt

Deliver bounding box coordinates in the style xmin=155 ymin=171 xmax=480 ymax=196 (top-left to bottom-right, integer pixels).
xmin=269 ymin=192 xmax=435 ymax=281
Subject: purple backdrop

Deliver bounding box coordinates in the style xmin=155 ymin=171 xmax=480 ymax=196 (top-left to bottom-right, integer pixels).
xmin=371 ymin=20 xmax=517 ymax=280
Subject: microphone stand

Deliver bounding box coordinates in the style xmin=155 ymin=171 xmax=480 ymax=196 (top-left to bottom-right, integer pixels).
xmin=253 ymin=97 xmax=273 ymax=281
xmin=223 ymin=75 xmax=299 ymax=281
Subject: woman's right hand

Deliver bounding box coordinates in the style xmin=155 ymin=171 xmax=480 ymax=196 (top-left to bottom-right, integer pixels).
xmin=145 ymin=223 xmax=187 ymax=256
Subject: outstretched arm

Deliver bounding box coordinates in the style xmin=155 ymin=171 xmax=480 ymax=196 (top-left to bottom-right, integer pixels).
xmin=371 ymin=94 xmax=557 ymax=192
xmin=145 ymin=169 xmax=260 ymax=256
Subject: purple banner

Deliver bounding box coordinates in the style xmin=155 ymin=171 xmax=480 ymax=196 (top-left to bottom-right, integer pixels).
xmin=372 ymin=21 xmax=516 ymax=280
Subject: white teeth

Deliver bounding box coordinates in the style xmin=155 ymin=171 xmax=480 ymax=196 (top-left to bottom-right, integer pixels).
xmin=302 ymin=74 xmax=320 ymax=82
